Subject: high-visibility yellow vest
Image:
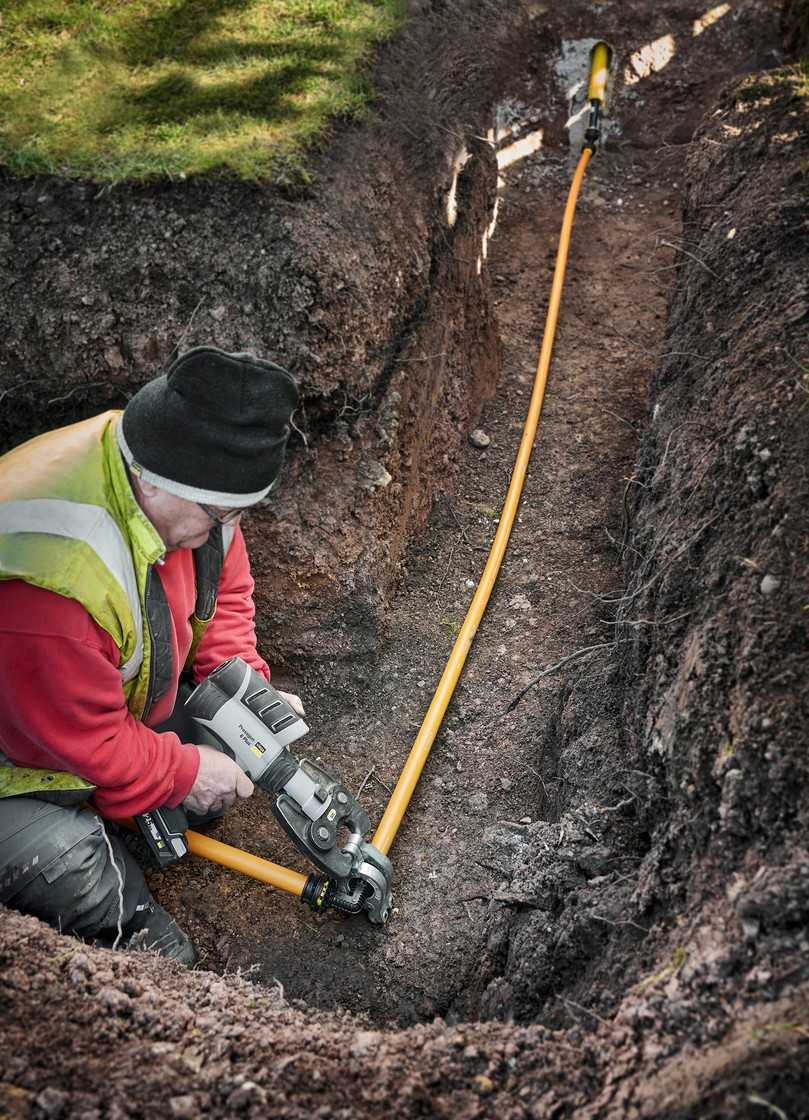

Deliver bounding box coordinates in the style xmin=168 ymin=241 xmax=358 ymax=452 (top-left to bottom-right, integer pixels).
xmin=0 ymin=412 xmax=228 ymax=799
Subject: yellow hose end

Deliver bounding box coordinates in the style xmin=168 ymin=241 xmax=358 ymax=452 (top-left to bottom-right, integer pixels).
xmin=587 ymin=41 xmax=612 ymax=103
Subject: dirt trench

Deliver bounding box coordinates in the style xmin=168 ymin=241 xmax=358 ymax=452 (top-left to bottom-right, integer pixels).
xmin=142 ymin=0 xmax=790 ymax=1028
xmin=2 ymin=0 xmax=809 ymax=1116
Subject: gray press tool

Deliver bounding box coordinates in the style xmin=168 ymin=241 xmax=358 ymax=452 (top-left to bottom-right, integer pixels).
xmin=183 ymin=657 xmax=392 ymax=923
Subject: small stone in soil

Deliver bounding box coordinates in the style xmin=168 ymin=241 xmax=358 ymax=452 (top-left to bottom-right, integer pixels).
xmin=468 ymin=429 xmax=491 ymax=449
xmin=170 ymin=1097 xmax=198 ymax=1120
xmin=760 ymin=573 xmax=780 ymax=596
xmin=36 ymin=1089 xmax=69 ymax=1119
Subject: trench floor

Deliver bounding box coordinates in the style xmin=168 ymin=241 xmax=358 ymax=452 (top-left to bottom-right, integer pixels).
xmin=146 ymin=1 xmax=779 ymax=1024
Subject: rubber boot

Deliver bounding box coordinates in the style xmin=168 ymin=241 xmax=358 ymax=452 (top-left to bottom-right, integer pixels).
xmin=121 ymin=888 xmax=197 ymax=968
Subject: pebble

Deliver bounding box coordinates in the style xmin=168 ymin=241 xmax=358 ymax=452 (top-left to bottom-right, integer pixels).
xmin=356 ymin=460 xmax=392 ymax=490
xmin=519 ymin=816 xmax=532 ymax=824
xmin=170 ymin=1096 xmax=198 ymax=1120
xmin=500 ymin=777 xmax=514 ymax=791
xmin=760 ymin=574 xmax=780 ymax=596
xmin=36 ymin=1088 xmax=69 ymax=1119
xmin=227 ymin=1082 xmax=267 ymax=1110
xmin=351 ymin=1030 xmax=381 ymax=1057
xmin=469 ymin=429 xmax=491 ymax=449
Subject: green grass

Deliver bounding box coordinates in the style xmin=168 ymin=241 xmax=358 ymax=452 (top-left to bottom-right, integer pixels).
xmin=0 ymin=0 xmax=404 ymax=182
xmin=796 ymin=56 xmax=809 ymax=99
xmin=736 ymin=58 xmax=809 ymax=105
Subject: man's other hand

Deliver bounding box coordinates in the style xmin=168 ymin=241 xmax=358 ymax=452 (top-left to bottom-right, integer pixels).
xmin=278 ymin=690 xmax=305 ymax=717
xmin=184 ymin=745 xmax=254 ymax=815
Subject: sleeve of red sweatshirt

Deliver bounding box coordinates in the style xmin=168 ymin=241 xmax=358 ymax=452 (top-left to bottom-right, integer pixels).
xmin=192 ymin=525 xmax=271 ymax=684
xmin=0 ymin=580 xmax=199 ymax=818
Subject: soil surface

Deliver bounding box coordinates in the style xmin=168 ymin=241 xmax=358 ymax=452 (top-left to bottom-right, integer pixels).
xmin=2 ymin=0 xmax=809 ymax=1116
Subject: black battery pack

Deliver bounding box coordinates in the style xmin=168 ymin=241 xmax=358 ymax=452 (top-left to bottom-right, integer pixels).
xmin=135 ymin=805 xmax=189 ymax=868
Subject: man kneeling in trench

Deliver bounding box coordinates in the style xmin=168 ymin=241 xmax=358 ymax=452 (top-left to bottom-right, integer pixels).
xmin=0 ymin=346 xmax=301 ymax=965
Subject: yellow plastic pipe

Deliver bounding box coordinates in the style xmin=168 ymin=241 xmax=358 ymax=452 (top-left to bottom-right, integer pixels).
xmin=373 ymin=147 xmax=594 ymax=857
xmin=119 ymin=817 xmax=307 ymax=897
xmin=587 ymin=41 xmax=612 ymax=103
xmin=184 ymin=829 xmax=308 ymax=895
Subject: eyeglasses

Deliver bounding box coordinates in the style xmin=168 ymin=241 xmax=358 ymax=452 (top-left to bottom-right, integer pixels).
xmin=198 ymin=503 xmax=249 ymax=527
xmin=197 ymin=476 xmax=281 ymax=527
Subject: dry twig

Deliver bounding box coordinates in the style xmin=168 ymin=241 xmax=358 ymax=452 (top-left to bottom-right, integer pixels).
xmin=591 ymin=913 xmax=649 ymax=934
xmin=289 ymin=414 xmax=309 ymax=449
xmin=561 ymin=997 xmax=610 ymax=1027
xmin=171 ymin=297 xmax=204 ymax=357
xmin=47 ymin=382 xmax=105 ymax=405
xmin=0 ymin=378 xmax=39 ymax=404
xmin=438 ymin=536 xmax=461 ymax=590
xmin=372 ymin=771 xmax=394 ymax=795
xmin=658 ymin=238 xmax=719 ymax=278
xmin=356 ymin=767 xmax=375 ymax=800
xmin=506 ymin=641 xmax=630 ymax=712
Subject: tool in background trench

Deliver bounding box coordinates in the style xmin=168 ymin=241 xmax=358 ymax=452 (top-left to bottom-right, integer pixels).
xmin=130 ymin=40 xmax=611 ymax=925
xmin=584 ymin=40 xmax=612 ymax=151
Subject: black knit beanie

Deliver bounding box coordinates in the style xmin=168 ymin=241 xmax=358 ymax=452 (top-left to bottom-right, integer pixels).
xmin=117 ymin=346 xmax=298 ymax=506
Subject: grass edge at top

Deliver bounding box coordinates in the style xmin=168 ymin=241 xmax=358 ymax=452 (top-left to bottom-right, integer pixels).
xmin=0 ymin=0 xmax=406 ymax=185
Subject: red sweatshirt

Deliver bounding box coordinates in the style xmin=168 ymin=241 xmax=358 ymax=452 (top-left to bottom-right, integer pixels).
xmin=0 ymin=526 xmax=270 ymax=817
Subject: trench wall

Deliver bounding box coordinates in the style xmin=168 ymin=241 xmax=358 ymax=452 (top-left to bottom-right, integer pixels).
xmin=471 ymin=61 xmax=809 ymax=1101
xmin=782 ymin=0 xmax=809 ymax=55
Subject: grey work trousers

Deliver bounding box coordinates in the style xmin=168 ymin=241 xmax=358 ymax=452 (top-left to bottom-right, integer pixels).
xmin=0 ymin=798 xmax=145 ymax=939
xmin=0 ymin=683 xmax=212 ymax=940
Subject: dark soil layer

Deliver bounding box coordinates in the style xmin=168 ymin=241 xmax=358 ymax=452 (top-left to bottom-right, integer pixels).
xmin=782 ymin=0 xmax=809 ymax=54
xmin=2 ymin=1 xmax=809 ymax=1117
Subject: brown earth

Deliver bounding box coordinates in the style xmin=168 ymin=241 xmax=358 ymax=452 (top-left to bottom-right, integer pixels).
xmin=2 ymin=0 xmax=809 ymax=1116
xmin=782 ymin=0 xmax=809 ymax=53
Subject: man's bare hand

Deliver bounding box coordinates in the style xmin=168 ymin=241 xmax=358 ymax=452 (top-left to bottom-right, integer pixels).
xmin=278 ymin=690 xmax=305 ymax=717
xmin=184 ymin=745 xmax=254 ymax=816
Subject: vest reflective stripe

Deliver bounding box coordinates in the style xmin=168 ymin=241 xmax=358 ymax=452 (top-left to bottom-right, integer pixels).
xmin=223 ymin=524 xmax=236 ymax=554
xmin=0 ymin=498 xmax=144 ymax=682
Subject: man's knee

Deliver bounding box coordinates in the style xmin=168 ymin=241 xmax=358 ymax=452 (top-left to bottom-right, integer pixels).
xmin=0 ymin=799 xmax=144 ymax=939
